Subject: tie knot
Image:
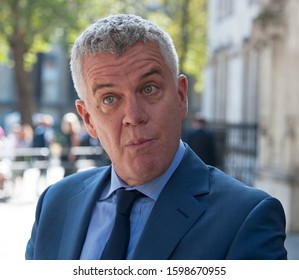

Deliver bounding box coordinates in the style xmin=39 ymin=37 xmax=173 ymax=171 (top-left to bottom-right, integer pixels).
xmin=116 ymin=188 xmax=142 ymax=216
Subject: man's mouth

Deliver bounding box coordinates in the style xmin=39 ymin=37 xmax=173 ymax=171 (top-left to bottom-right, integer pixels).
xmin=126 ymin=138 xmax=156 ymax=147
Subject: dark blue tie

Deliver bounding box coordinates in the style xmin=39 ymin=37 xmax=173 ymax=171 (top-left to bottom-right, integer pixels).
xmin=101 ymin=188 xmax=142 ymax=260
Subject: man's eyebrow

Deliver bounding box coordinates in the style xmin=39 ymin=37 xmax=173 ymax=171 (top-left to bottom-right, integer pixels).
xmin=92 ymin=83 xmax=115 ymax=94
xmin=140 ymin=68 xmax=163 ymax=80
xmin=92 ymin=68 xmax=162 ymax=93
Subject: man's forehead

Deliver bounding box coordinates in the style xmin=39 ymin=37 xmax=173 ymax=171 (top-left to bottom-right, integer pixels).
xmin=90 ymin=66 xmax=164 ymax=95
xmin=84 ymin=47 xmax=166 ymax=76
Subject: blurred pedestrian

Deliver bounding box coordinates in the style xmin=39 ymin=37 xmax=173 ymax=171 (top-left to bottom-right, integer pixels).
xmin=8 ymin=123 xmax=33 ymax=149
xmin=185 ymin=112 xmax=216 ymax=166
xmin=32 ymin=114 xmax=55 ymax=162
xmin=0 ymin=127 xmax=10 ymax=190
xmin=32 ymin=114 xmax=55 ymax=149
xmin=0 ymin=126 xmax=6 ymax=151
xmin=5 ymin=123 xmax=33 ymax=178
xmin=60 ymin=112 xmax=81 ymax=176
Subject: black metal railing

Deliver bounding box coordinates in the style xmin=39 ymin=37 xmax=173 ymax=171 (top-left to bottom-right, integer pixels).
xmin=0 ymin=146 xmax=107 ymax=172
xmin=0 ymin=145 xmax=111 ymax=200
xmin=210 ymin=123 xmax=258 ymax=186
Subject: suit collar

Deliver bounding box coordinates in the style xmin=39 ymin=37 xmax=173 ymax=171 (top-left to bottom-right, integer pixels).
xmin=132 ymin=146 xmax=209 ymax=259
xmin=57 ymin=167 xmax=111 ymax=259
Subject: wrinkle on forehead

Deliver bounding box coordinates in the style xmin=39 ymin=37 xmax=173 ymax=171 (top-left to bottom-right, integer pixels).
xmin=83 ymin=42 xmax=173 ymax=97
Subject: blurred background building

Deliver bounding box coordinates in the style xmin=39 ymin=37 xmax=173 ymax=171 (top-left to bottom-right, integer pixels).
xmin=204 ymin=0 xmax=299 ymax=232
xmin=0 ymin=43 xmax=76 ymax=134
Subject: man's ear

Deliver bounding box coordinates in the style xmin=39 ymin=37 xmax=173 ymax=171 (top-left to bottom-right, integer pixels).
xmin=75 ymin=99 xmax=97 ymax=138
xmin=178 ymin=74 xmax=188 ymax=119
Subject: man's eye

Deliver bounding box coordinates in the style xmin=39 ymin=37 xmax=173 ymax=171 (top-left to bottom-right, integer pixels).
xmin=103 ymin=95 xmax=116 ymax=104
xmin=143 ymin=85 xmax=155 ymax=94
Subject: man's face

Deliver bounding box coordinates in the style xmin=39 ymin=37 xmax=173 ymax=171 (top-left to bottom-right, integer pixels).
xmin=76 ymin=42 xmax=188 ymax=186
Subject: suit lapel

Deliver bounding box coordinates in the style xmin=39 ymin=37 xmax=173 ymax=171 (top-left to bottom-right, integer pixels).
xmin=57 ymin=167 xmax=111 ymax=259
xmin=132 ymin=147 xmax=210 ymax=259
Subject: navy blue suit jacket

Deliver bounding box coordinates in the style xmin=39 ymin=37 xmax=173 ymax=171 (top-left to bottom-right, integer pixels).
xmin=26 ymin=145 xmax=287 ymax=259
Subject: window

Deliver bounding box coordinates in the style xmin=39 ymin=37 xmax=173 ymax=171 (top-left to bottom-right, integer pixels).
xmin=217 ymin=0 xmax=234 ymax=21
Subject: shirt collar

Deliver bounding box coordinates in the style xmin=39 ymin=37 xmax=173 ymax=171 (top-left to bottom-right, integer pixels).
xmin=100 ymin=140 xmax=185 ymax=201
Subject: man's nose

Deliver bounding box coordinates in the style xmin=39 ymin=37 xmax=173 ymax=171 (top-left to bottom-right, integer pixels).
xmin=122 ymin=96 xmax=148 ymax=126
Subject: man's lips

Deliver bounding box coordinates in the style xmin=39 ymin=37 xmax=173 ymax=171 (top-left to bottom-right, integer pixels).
xmin=126 ymin=138 xmax=156 ymax=147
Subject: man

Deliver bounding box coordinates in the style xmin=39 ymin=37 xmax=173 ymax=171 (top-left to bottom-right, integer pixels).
xmin=185 ymin=112 xmax=216 ymax=166
xmin=25 ymin=14 xmax=287 ymax=260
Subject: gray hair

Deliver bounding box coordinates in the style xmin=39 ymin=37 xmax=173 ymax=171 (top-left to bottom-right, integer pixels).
xmin=70 ymin=14 xmax=179 ymax=99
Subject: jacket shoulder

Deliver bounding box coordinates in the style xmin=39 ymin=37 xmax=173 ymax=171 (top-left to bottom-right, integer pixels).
xmin=43 ymin=165 xmax=111 ymax=198
xmin=208 ymin=166 xmax=270 ymax=201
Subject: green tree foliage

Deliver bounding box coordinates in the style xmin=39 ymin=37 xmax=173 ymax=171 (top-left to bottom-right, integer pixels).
xmin=147 ymin=0 xmax=207 ymax=92
xmin=0 ymin=0 xmax=85 ymax=125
